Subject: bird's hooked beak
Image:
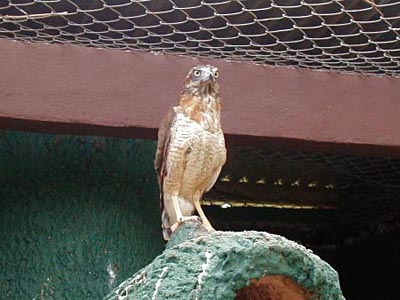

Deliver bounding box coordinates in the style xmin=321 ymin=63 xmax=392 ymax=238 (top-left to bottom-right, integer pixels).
xmin=200 ymin=71 xmax=216 ymax=83
xmin=208 ymin=72 xmax=216 ymax=81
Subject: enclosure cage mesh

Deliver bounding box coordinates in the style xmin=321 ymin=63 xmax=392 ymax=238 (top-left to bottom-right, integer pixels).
xmin=218 ymin=146 xmax=400 ymax=194
xmin=0 ymin=0 xmax=400 ymax=77
xmin=1 ymin=1 xmax=399 ymax=299
xmin=1 ymin=0 xmax=399 ymax=243
xmin=202 ymin=145 xmax=400 ymax=246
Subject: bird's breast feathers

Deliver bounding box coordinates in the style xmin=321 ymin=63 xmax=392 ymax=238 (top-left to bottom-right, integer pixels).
xmin=170 ymin=109 xmax=225 ymax=160
xmin=168 ymin=110 xmax=226 ymax=192
xmin=177 ymin=93 xmax=222 ymax=132
xmin=171 ymin=109 xmax=224 ymax=146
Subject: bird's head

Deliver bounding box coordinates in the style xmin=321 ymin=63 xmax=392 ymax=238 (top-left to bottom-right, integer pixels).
xmin=183 ymin=65 xmax=219 ymax=98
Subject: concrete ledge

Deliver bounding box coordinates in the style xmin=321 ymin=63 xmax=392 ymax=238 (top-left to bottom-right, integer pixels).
xmin=1 ymin=39 xmax=400 ymax=158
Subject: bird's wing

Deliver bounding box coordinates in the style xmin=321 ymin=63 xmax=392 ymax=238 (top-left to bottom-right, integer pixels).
xmin=205 ymin=166 xmax=223 ymax=193
xmin=204 ymin=135 xmax=226 ymax=193
xmin=155 ymin=105 xmax=176 ymax=192
xmin=155 ymin=106 xmax=180 ymax=240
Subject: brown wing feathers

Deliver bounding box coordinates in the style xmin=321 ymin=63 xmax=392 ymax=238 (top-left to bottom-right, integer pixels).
xmin=154 ymin=107 xmax=176 ymax=239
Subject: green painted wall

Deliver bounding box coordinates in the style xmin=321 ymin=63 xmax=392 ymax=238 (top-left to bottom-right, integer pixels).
xmin=0 ymin=131 xmax=164 ymax=299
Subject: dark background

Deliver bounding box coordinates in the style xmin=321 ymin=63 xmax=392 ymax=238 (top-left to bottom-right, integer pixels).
xmin=0 ymin=130 xmax=398 ymax=299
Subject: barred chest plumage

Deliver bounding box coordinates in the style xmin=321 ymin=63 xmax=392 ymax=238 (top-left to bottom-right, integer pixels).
xmin=164 ymin=110 xmax=226 ymax=201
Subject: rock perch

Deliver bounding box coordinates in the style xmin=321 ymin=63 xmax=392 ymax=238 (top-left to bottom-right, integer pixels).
xmin=104 ymin=222 xmax=345 ymax=300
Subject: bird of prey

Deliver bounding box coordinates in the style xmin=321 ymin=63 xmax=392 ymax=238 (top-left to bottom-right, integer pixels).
xmin=155 ymin=65 xmax=227 ymax=240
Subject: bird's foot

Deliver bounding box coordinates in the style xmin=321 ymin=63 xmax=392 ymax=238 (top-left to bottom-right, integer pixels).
xmin=202 ymin=222 xmax=216 ymax=233
xmin=170 ymin=216 xmax=201 ymax=232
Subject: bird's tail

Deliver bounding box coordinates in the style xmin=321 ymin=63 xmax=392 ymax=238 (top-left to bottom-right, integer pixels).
xmin=160 ymin=190 xmax=172 ymax=240
xmin=161 ymin=209 xmax=172 ymax=240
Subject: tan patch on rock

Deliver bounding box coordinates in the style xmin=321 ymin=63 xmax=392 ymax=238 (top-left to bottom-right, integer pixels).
xmin=236 ymin=275 xmax=312 ymax=300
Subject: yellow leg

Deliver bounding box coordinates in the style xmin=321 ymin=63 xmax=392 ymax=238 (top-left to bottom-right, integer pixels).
xmin=170 ymin=195 xmax=201 ymax=232
xmin=193 ymin=195 xmax=215 ymax=232
xmin=172 ymin=195 xmax=183 ymax=221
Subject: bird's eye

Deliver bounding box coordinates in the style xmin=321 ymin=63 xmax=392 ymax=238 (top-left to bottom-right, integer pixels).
xmin=214 ymin=70 xmax=219 ymax=78
xmin=193 ymin=70 xmax=201 ymax=77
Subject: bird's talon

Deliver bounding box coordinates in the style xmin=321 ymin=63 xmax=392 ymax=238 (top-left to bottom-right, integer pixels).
xmin=179 ymin=216 xmax=201 ymax=223
xmin=203 ymin=224 xmax=215 ymax=232
xmin=170 ymin=222 xmax=180 ymax=233
xmin=170 ymin=216 xmax=202 ymax=233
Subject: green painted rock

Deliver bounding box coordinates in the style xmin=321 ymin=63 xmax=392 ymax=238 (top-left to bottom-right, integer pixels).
xmin=104 ymin=222 xmax=345 ymax=300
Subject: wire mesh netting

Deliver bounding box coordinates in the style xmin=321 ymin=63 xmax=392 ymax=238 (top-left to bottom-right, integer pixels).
xmin=1 ymin=0 xmax=400 ymax=77
xmin=208 ymin=146 xmax=400 ymax=208
xmin=202 ymin=145 xmax=400 ymax=242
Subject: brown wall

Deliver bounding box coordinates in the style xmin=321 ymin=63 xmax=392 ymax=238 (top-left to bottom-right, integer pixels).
xmin=1 ymin=39 xmax=400 ymax=157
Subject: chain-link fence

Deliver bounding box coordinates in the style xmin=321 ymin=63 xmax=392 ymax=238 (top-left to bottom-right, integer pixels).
xmin=1 ymin=0 xmax=400 ymax=77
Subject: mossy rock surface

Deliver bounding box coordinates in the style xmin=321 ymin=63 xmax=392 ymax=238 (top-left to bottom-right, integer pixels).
xmin=105 ymin=222 xmax=345 ymax=300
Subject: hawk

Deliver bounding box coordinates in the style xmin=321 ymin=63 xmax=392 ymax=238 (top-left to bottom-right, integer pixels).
xmin=155 ymin=65 xmax=227 ymax=240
